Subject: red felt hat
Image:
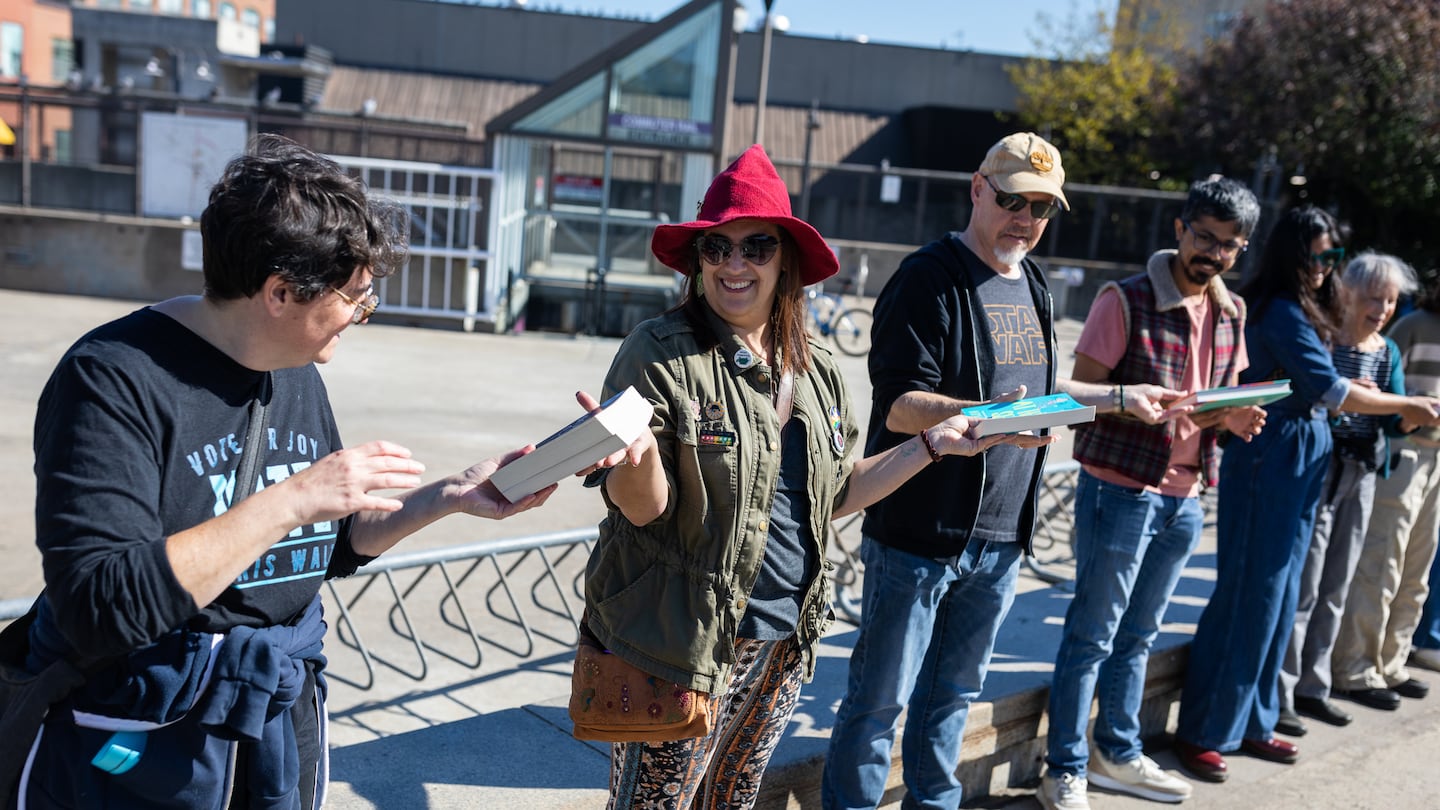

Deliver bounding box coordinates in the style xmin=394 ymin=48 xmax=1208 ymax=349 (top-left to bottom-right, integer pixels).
xmin=651 ymin=145 xmax=839 ymax=285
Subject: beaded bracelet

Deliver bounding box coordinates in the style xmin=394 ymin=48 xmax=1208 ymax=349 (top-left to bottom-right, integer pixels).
xmin=919 ymin=429 xmax=943 ymax=463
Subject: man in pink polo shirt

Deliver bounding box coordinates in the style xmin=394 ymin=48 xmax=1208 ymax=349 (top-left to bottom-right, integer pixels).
xmin=1038 ymin=178 xmax=1268 ymax=809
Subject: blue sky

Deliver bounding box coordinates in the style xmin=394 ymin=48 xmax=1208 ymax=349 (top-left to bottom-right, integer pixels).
xmin=538 ymin=0 xmax=1119 ymax=56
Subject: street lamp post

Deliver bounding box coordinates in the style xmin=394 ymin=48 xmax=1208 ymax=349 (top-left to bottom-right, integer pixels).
xmin=752 ymin=0 xmax=775 ymax=146
xmin=19 ymin=74 xmax=31 ymax=207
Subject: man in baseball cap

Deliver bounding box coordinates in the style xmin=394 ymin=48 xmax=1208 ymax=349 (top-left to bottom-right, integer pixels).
xmin=980 ymin=131 xmax=1071 ymax=210
xmin=824 ymin=133 xmax=1179 ymax=810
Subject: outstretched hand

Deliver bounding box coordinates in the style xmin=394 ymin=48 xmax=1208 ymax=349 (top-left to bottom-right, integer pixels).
xmin=1220 ymin=404 xmax=1267 ymax=442
xmin=1401 ymin=395 xmax=1440 ymax=430
xmin=287 ymin=440 xmax=426 ymax=524
xmin=572 ymin=389 xmax=656 ymax=475
xmin=927 ymin=413 xmax=1007 ymax=457
xmin=1121 ymin=384 xmax=1188 ymax=424
xmin=448 ymin=445 xmax=557 ymax=519
xmin=986 ymin=385 xmax=1028 ymax=405
xmin=927 ymin=412 xmax=1057 ymax=455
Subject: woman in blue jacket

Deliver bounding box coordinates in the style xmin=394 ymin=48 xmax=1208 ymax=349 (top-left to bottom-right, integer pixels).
xmin=1173 ymin=206 xmax=1440 ymax=782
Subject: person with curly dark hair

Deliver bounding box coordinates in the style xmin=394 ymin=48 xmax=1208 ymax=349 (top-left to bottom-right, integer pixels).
xmin=1173 ymin=206 xmax=1440 ymax=783
xmin=12 ymin=134 xmax=556 ymax=807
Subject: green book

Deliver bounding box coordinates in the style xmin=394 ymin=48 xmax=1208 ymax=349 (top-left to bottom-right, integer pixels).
xmin=1170 ymin=379 xmax=1292 ymax=413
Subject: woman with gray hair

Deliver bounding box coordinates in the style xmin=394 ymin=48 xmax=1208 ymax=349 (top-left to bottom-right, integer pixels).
xmin=1278 ymin=250 xmax=1420 ymax=737
xmin=1332 ymin=263 xmax=1440 ymax=711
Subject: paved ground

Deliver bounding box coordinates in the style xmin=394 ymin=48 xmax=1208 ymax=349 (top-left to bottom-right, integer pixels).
xmin=993 ymin=686 xmax=1440 ymax=810
xmin=5 ymin=288 xmax=1440 ymax=808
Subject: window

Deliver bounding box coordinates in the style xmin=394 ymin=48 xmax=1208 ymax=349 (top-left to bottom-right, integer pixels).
xmin=131 ymin=0 xmax=154 ymax=11
xmin=509 ymin=1 xmax=724 ymax=151
xmin=96 ymin=0 xmax=123 ymax=9
xmin=158 ymin=0 xmax=185 ymax=13
xmin=1 ymin=23 xmax=21 ymax=79
xmin=51 ymin=38 xmax=74 ymax=84
xmin=607 ymin=4 xmax=722 ymax=149
xmin=242 ymin=9 xmax=260 ymax=28
xmin=54 ymin=130 xmax=71 ymax=164
xmin=192 ymin=0 xmax=213 ymax=17
xmin=219 ymin=2 xmax=237 ymax=22
xmin=264 ymin=17 xmax=274 ymax=42
xmin=515 ymin=73 xmax=606 ymax=138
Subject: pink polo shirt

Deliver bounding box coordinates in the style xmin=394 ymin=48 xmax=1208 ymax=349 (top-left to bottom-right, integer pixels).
xmin=1074 ymin=286 xmax=1247 ymax=498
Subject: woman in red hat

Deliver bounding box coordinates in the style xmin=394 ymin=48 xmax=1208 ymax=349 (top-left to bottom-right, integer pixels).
xmin=575 ymin=145 xmax=1016 ymax=808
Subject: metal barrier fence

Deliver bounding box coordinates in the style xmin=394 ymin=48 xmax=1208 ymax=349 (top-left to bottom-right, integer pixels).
xmin=1 ymin=465 xmax=1085 ymax=690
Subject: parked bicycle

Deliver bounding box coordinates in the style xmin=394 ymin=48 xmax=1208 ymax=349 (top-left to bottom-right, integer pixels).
xmin=806 ymin=281 xmax=873 ymax=356
xmin=827 ymin=510 xmax=867 ymax=625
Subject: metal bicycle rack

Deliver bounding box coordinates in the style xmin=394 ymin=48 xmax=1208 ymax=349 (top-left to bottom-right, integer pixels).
xmin=321 ymin=527 xmax=597 ymax=690
xmin=0 ymin=467 xmax=1091 ymax=690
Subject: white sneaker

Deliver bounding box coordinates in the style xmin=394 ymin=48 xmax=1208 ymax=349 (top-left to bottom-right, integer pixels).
xmin=1038 ymin=771 xmax=1091 ymax=810
xmin=1411 ymin=646 xmax=1440 ymax=673
xmin=1088 ymin=752 xmax=1192 ymax=803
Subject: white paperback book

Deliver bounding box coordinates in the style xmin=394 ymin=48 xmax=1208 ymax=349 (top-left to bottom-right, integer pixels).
xmin=489 ymin=386 xmax=656 ymax=502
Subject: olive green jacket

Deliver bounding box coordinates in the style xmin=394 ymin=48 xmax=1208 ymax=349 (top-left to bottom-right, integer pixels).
xmin=585 ymin=306 xmax=859 ymax=694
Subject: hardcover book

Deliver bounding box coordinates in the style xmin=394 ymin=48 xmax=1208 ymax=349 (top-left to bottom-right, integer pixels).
xmin=961 ymin=393 xmax=1096 ymax=437
xmin=489 ymin=386 xmax=655 ymax=502
xmin=1169 ymin=379 xmax=1292 ymax=413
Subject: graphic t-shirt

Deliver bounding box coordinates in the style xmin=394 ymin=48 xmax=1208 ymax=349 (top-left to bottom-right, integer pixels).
xmin=966 ymin=263 xmax=1048 ymax=543
xmin=33 ymin=308 xmax=362 ymax=657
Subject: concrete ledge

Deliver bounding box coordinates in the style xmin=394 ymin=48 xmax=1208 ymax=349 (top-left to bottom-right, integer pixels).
xmin=753 ymin=643 xmax=1191 ymax=809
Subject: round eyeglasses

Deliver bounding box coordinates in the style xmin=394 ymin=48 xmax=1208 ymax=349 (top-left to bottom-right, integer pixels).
xmin=695 ymin=234 xmax=781 ymax=266
xmin=1182 ymin=221 xmax=1249 ymax=258
xmin=331 ymin=285 xmax=379 ymax=324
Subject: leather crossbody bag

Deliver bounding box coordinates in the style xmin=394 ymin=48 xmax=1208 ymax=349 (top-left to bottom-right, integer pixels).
xmin=568 ymin=369 xmax=795 ymax=744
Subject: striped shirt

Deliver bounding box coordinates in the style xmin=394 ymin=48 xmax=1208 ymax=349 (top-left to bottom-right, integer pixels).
xmin=1331 ymin=343 xmax=1390 ymax=441
xmin=1389 ymin=310 xmax=1440 ymax=443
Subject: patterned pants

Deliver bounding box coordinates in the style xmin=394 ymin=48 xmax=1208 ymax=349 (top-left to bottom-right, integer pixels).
xmin=607 ymin=636 xmax=804 ymax=810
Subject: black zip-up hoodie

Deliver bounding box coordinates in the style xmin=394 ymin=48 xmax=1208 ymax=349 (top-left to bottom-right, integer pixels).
xmin=862 ymin=232 xmax=1055 ymax=558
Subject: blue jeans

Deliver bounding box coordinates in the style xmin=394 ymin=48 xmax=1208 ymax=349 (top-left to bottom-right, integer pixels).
xmin=822 ymin=536 xmax=1021 ymax=810
xmin=1045 ymin=472 xmax=1203 ymax=776
xmin=1415 ymin=526 xmax=1440 ymax=651
xmin=1177 ymin=412 xmax=1331 ymax=751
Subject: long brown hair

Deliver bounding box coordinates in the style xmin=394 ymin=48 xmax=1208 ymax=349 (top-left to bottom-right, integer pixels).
xmin=1240 ymin=205 xmax=1344 ymax=344
xmin=673 ymin=228 xmax=814 ymax=376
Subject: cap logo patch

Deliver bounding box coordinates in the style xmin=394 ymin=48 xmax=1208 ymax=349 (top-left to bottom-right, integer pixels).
xmin=1030 ymin=150 xmax=1054 ymax=173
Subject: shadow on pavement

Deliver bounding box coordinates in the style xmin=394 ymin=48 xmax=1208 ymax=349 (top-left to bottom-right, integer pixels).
xmin=330 ymin=705 xmax=609 ymax=806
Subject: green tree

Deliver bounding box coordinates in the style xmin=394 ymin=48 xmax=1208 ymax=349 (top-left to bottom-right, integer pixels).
xmin=1160 ymin=0 xmax=1440 ymax=266
xmin=1005 ymin=0 xmax=1189 ymax=186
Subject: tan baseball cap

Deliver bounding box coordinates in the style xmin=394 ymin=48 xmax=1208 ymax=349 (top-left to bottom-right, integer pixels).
xmin=978 ymin=132 xmax=1069 ymax=210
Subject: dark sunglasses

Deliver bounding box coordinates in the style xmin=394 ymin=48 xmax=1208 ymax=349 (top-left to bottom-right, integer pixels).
xmin=981 ymin=174 xmax=1062 ymax=220
xmin=1310 ymin=247 xmax=1346 ymax=270
xmin=696 ymin=234 xmax=781 ymax=266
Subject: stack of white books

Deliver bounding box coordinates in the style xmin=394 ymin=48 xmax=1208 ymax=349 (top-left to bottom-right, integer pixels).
xmin=489 ymin=386 xmax=655 ymax=502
